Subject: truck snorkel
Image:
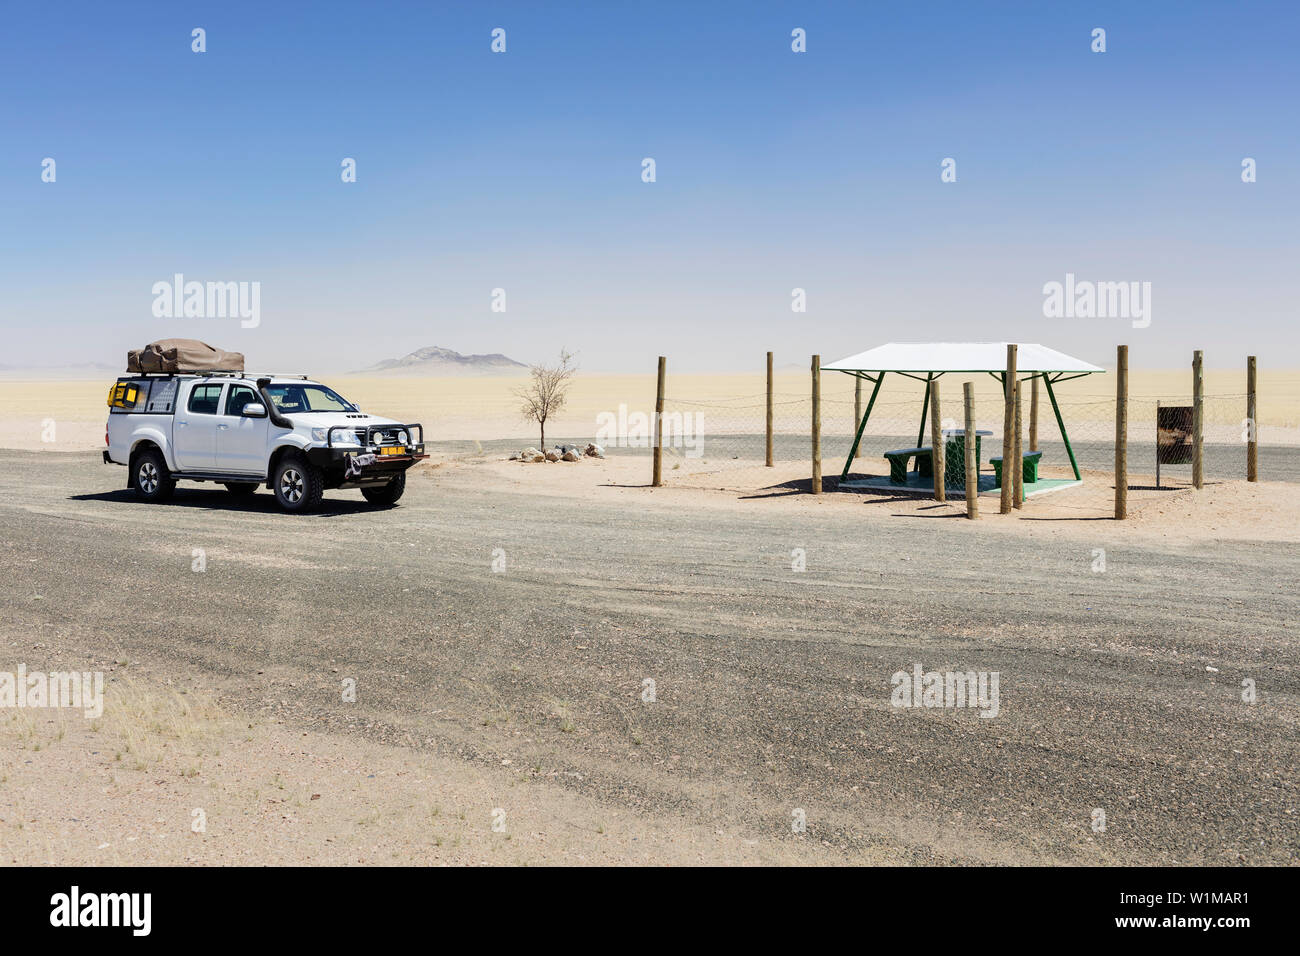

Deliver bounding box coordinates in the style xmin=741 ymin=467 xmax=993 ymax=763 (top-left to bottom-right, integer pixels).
xmin=256 ymin=377 xmax=295 ymax=428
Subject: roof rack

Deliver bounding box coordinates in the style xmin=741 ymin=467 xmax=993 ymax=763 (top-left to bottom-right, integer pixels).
xmin=118 ymin=370 xmax=312 ymax=381
xmin=119 ymin=369 xmax=243 ymax=378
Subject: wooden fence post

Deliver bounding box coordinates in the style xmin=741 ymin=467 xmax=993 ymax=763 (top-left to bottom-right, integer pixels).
xmin=1029 ymin=375 xmax=1039 ymax=452
xmin=653 ymin=355 xmax=666 ymax=487
xmin=1001 ymin=344 xmax=1017 ymax=513
xmin=766 ymin=351 xmax=774 ymax=467
xmin=964 ymin=382 xmax=978 ymax=519
xmin=929 ymin=379 xmax=945 ymax=502
xmin=1115 ymin=344 xmax=1128 ymax=519
xmin=1193 ymin=350 xmax=1204 ymax=489
xmin=853 ymin=376 xmax=862 ymax=459
xmin=1247 ymin=355 xmax=1258 ymax=482
xmin=1012 ymin=380 xmax=1024 ymax=509
xmin=811 ymin=355 xmax=822 ymax=495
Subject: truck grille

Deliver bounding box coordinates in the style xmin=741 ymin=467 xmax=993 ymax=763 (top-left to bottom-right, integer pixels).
xmin=355 ymin=427 xmax=403 ymax=447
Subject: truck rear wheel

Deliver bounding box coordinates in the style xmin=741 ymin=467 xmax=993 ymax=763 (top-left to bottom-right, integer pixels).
xmin=132 ymin=448 xmax=175 ymax=502
xmin=361 ymin=471 xmax=406 ymax=507
xmin=273 ymin=454 xmax=324 ymax=513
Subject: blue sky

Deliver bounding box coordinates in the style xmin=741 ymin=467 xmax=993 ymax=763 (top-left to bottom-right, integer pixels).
xmin=2 ymin=0 xmax=1296 ymax=372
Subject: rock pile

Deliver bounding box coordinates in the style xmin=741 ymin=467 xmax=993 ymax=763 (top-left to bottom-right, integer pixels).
xmin=510 ymin=443 xmax=604 ymax=463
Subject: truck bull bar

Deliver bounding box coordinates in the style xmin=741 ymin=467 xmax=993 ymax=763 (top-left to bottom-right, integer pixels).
xmin=326 ymin=423 xmax=425 ymax=456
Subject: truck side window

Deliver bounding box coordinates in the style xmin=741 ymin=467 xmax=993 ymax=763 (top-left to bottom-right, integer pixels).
xmin=187 ymin=384 xmax=224 ymax=415
xmin=225 ymin=385 xmax=258 ymax=416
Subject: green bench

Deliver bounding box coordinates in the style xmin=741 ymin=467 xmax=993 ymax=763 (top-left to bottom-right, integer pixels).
xmin=989 ymin=450 xmax=1043 ymax=487
xmin=883 ymin=446 xmax=933 ymax=484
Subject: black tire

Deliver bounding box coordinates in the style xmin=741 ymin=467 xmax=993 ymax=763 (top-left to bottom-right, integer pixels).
xmin=224 ymin=482 xmax=258 ymax=496
xmin=131 ymin=447 xmax=175 ymax=502
xmin=361 ymin=471 xmax=406 ymax=506
xmin=272 ymin=454 xmax=325 ymax=513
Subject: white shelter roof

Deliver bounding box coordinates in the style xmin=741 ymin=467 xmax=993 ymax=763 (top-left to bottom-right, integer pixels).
xmin=821 ymin=343 xmax=1104 ymax=374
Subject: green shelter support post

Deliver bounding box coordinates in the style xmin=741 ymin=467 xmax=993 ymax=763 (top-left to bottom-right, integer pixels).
xmin=841 ymin=372 xmax=883 ymax=479
xmin=916 ymin=374 xmax=932 ymax=449
xmin=1042 ymin=374 xmax=1081 ymax=480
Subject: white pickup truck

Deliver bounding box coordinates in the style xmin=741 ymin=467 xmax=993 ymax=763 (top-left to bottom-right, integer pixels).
xmin=104 ymin=372 xmax=426 ymax=512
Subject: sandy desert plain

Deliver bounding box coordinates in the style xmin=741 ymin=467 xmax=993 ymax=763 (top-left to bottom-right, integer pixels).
xmin=2 ymin=365 xmax=1298 ymax=447
xmin=1 ymin=367 xmax=1298 ymax=865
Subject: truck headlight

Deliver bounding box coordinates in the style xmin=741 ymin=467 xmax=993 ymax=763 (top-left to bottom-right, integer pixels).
xmin=396 ymin=430 xmax=409 ymax=445
xmin=312 ymin=427 xmax=360 ymax=446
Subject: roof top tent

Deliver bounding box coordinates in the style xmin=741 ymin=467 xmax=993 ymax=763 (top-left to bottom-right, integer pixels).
xmin=821 ymin=342 xmax=1105 ymax=485
xmin=126 ymin=339 xmax=244 ymax=375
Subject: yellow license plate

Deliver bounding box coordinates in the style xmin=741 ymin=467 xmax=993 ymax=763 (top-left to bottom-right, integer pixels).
xmin=380 ymin=445 xmax=404 ymax=456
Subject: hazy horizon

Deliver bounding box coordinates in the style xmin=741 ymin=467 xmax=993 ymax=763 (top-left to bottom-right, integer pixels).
xmin=0 ymin=350 xmax=1292 ymax=380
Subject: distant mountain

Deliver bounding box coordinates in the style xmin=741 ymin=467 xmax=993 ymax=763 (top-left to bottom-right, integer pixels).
xmin=354 ymin=346 xmax=529 ymax=376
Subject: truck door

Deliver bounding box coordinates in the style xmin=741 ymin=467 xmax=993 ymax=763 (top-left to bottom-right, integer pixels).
xmin=216 ymin=383 xmax=269 ymax=474
xmin=173 ymin=382 xmax=224 ymax=470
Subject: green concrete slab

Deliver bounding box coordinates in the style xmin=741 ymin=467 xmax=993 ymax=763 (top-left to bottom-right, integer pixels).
xmin=1018 ymin=478 xmax=1083 ymax=498
xmin=839 ymin=472 xmax=1082 ymax=499
xmin=838 ymin=472 xmax=998 ymax=494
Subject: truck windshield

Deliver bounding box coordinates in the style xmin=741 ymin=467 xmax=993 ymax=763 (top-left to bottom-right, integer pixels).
xmin=263 ymin=383 xmax=358 ymax=414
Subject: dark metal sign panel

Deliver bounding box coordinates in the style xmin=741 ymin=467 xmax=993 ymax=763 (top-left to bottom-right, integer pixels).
xmin=1157 ymin=405 xmax=1194 ymax=465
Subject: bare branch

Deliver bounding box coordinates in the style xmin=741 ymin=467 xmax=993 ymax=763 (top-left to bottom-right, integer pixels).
xmin=515 ymin=349 xmax=578 ymax=449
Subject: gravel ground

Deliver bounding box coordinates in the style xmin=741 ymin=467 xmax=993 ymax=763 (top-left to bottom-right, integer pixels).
xmin=1 ymin=449 xmax=1297 ymax=865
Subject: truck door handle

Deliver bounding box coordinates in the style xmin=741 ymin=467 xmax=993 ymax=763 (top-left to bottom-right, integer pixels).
xmin=177 ymin=420 xmax=188 ymax=427
xmin=217 ymin=423 xmax=229 ymax=429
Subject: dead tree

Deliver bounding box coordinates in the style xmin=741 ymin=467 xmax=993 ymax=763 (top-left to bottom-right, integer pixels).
xmin=517 ymin=349 xmax=577 ymax=450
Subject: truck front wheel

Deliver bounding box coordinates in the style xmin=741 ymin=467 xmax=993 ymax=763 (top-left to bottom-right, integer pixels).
xmin=132 ymin=448 xmax=176 ymax=502
xmin=361 ymin=471 xmax=406 ymax=507
xmin=273 ymin=455 xmax=325 ymax=513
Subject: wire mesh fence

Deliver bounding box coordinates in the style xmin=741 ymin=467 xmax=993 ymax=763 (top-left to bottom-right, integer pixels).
xmin=660 ymin=382 xmax=1293 ymax=495
xmin=422 ymin=388 xmax=1284 ymax=494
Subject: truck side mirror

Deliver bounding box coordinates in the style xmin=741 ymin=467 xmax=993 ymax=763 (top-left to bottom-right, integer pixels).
xmin=241 ymin=403 xmax=268 ymax=418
